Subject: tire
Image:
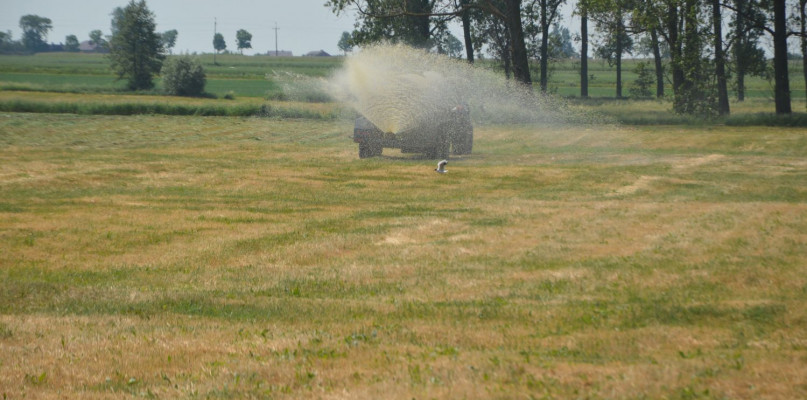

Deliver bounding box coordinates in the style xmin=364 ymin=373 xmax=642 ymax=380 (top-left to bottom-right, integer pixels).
xmin=453 ymin=125 xmax=473 ymax=155
xmin=359 ymin=142 xmax=372 ymax=158
xmin=359 ymin=141 xmax=383 ymax=158
xmin=429 ymin=131 xmax=450 ymax=160
xmin=449 ymin=111 xmax=473 ymax=155
xmin=371 ymin=143 xmax=383 ymax=157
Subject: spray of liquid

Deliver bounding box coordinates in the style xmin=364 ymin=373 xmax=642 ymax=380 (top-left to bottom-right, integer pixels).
xmin=326 ymin=43 xmax=598 ymax=133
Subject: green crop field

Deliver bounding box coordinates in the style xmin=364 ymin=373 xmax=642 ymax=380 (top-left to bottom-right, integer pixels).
xmin=2 ymin=52 xmax=806 ymax=103
xmin=0 ymin=53 xmax=340 ymax=99
xmin=1 ymin=53 xmax=806 ymax=399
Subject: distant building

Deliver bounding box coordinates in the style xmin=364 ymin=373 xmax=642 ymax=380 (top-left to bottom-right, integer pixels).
xmin=79 ymin=41 xmax=108 ymax=53
xmin=304 ymin=50 xmax=331 ymax=57
xmin=266 ymin=50 xmax=293 ymax=57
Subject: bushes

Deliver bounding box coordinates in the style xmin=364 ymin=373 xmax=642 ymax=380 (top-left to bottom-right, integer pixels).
xmin=162 ymin=55 xmax=206 ymax=96
xmin=629 ymin=62 xmax=654 ymax=99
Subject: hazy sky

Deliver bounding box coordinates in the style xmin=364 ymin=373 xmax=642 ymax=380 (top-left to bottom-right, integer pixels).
xmin=1 ymin=0 xmax=596 ymax=57
xmin=1 ymin=0 xmax=360 ymax=56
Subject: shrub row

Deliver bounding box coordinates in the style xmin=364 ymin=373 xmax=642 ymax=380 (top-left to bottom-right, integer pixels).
xmin=724 ymin=112 xmax=807 ymax=127
xmin=0 ymin=99 xmax=335 ymax=119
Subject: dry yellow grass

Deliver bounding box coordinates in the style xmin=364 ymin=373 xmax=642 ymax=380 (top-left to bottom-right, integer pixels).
xmin=1 ymin=113 xmax=806 ymax=399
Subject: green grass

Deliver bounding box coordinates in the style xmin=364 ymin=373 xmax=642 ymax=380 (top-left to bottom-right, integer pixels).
xmin=3 ymin=52 xmax=805 ymax=104
xmin=0 ymin=53 xmax=339 ymax=99
xmin=0 ymin=72 xmax=285 ymax=98
xmin=0 ymin=91 xmax=339 ymax=118
xmin=1 ymin=112 xmax=805 ymax=398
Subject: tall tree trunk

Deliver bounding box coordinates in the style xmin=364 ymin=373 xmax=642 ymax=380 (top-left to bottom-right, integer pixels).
xmin=735 ymin=0 xmax=746 ymax=101
xmin=773 ymin=0 xmax=792 ymax=114
xmin=461 ymin=0 xmax=474 ymax=63
xmin=712 ymin=0 xmax=729 ymax=115
xmin=667 ymin=3 xmax=684 ymax=95
xmin=540 ymin=0 xmax=549 ymax=92
xmin=505 ymin=0 xmax=532 ymax=87
xmin=504 ymin=44 xmax=512 ymax=79
xmin=581 ymin=6 xmax=589 ymax=97
xmin=801 ymin=0 xmax=807 ymax=109
xmin=650 ymin=28 xmax=664 ymax=98
xmin=616 ymin=12 xmax=623 ymax=99
xmin=406 ymin=0 xmax=431 ymax=48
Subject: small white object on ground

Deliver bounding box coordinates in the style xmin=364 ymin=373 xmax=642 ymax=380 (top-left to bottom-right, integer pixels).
xmin=435 ymin=159 xmax=448 ymax=174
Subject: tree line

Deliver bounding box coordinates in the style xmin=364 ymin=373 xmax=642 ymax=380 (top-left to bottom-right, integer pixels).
xmin=1 ymin=1 xmax=209 ymax=95
xmin=1 ymin=14 xmax=178 ymax=55
xmin=2 ymin=9 xmax=254 ymax=57
xmin=328 ymin=0 xmax=807 ymax=116
xmin=2 ymin=0 xmax=260 ymax=94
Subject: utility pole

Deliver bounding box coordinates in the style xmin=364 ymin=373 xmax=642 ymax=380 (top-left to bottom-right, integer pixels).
xmin=274 ymin=22 xmax=279 ymax=56
xmin=214 ymin=17 xmax=217 ymax=64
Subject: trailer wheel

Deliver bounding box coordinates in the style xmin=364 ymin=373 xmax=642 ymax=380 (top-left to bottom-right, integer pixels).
xmin=453 ymin=125 xmax=473 ymax=155
xmin=359 ymin=142 xmax=372 ymax=158
xmin=428 ymin=132 xmax=450 ymax=159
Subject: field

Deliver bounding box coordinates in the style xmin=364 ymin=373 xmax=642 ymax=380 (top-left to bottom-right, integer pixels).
xmin=1 ymin=53 xmax=807 ymax=399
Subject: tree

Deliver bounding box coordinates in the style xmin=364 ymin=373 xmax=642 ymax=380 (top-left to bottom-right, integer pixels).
xmin=19 ymin=15 xmax=52 ymax=52
xmin=108 ymin=0 xmax=165 ymax=90
xmin=161 ymin=29 xmax=178 ymax=54
xmin=65 ymin=35 xmax=80 ymax=52
xmin=548 ymin=23 xmax=577 ymax=58
xmin=213 ymin=32 xmax=226 ymax=53
xmin=326 ymin=0 xmax=437 ymax=48
xmin=501 ymin=0 xmax=531 ymax=87
xmin=770 ymin=0 xmax=791 ymax=113
xmin=711 ymin=0 xmax=729 ymax=115
xmin=162 ymin=55 xmax=206 ymax=96
xmin=800 ymin=0 xmax=807 ymax=108
xmin=633 ymin=0 xmax=668 ymax=98
xmin=723 ymin=0 xmax=795 ymax=113
xmin=236 ymin=29 xmax=252 ymax=54
xmin=673 ymin=0 xmax=719 ymax=116
xmin=629 ymin=61 xmax=654 ymax=98
xmin=0 ymin=31 xmax=23 ymax=54
xmin=577 ymin=0 xmax=590 ymax=97
xmin=648 ymin=28 xmax=664 ymax=98
xmin=524 ymin=0 xmax=566 ymax=92
xmin=89 ymin=29 xmax=108 ymax=50
xmin=338 ymin=31 xmax=354 ymax=55
xmin=326 ymin=0 xmax=534 ymax=87
xmin=111 ymin=7 xmax=125 ymax=36
xmin=637 ymin=0 xmax=719 ymax=113
xmin=470 ymin=4 xmax=513 ymax=78
xmin=729 ymin=0 xmax=765 ymax=102
xmin=436 ymin=31 xmax=463 ymax=57
xmin=591 ymin=0 xmax=633 ymax=99
xmin=459 ymin=0 xmax=475 ymax=62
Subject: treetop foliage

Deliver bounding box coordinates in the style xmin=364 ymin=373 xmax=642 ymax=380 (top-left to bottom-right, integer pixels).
xmin=107 ymin=0 xmax=164 ymax=90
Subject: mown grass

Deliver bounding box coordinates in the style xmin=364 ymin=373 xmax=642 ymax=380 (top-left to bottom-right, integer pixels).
xmin=1 ymin=112 xmax=805 ymax=399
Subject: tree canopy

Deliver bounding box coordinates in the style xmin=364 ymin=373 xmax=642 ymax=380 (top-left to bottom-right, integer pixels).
xmin=107 ymin=0 xmax=164 ymax=90
xmin=236 ymin=29 xmax=252 ymax=54
xmin=213 ymin=33 xmax=226 ymax=53
xmin=19 ymin=14 xmax=52 ymax=52
xmin=161 ymin=29 xmax=178 ymax=54
xmin=64 ymin=35 xmax=80 ymax=52
xmin=338 ymin=31 xmax=354 ymax=55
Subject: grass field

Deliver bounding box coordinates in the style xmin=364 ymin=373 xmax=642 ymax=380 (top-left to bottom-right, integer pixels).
xmin=2 ymin=53 xmax=806 ymax=103
xmin=0 ymin=53 xmax=340 ymax=99
xmin=1 ymin=110 xmax=806 ymax=398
